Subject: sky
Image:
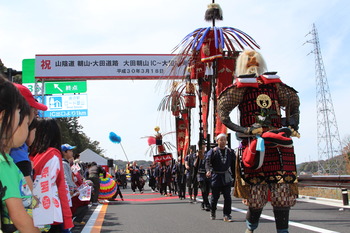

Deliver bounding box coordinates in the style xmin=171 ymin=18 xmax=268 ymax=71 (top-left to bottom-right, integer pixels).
xmin=1 ymin=0 xmax=350 ymax=164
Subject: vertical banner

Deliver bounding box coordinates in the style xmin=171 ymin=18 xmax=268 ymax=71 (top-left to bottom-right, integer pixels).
xmin=181 ymin=111 xmax=190 ymax=156
xmin=176 ymin=117 xmax=186 ymax=161
xmin=215 ymin=58 xmax=235 ymax=136
xmin=201 ymin=80 xmax=211 ymax=139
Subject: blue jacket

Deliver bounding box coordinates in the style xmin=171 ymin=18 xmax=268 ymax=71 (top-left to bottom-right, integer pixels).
xmin=205 ymin=147 xmax=236 ymax=187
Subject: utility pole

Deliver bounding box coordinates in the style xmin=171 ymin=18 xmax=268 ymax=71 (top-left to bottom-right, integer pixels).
xmin=306 ymin=23 xmax=343 ymax=174
xmin=4 ymin=68 xmax=22 ymax=82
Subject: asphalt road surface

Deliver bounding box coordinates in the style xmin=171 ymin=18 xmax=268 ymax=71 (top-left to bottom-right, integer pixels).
xmin=71 ymin=186 xmax=350 ymax=233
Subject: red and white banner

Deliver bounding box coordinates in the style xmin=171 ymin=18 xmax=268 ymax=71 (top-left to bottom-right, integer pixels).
xmin=153 ymin=153 xmax=173 ymax=163
xmin=35 ymin=54 xmax=188 ymax=80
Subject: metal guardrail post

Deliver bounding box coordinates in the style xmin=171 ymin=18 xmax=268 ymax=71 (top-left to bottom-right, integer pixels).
xmin=341 ymin=188 xmax=349 ymax=206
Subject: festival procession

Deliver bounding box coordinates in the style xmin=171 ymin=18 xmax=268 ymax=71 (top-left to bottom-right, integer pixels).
xmin=3 ymin=0 xmax=350 ymax=233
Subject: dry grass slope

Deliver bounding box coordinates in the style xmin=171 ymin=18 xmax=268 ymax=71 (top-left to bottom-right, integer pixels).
xmin=298 ymin=187 xmax=349 ymax=200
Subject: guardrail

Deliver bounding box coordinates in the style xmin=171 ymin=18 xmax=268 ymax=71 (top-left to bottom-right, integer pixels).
xmin=298 ymin=175 xmax=350 ymax=205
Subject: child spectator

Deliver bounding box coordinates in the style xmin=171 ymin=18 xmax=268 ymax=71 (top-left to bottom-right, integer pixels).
xmin=10 ymin=83 xmax=47 ymax=191
xmin=30 ymin=118 xmax=74 ymax=232
xmin=0 ymin=76 xmax=40 ymax=232
xmin=61 ymin=144 xmax=89 ymax=226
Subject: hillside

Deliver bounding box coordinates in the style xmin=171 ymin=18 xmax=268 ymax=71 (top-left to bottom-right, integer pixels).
xmin=297 ymin=154 xmax=348 ymax=175
xmin=114 ymin=159 xmax=153 ymax=171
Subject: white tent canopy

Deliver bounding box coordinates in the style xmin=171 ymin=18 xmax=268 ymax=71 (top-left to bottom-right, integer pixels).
xmin=80 ymin=148 xmax=109 ymax=166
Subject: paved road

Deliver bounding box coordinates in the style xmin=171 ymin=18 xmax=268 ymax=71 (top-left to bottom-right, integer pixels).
xmin=72 ymin=187 xmax=350 ymax=233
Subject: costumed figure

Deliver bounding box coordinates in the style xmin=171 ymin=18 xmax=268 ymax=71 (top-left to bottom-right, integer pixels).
xmin=142 ymin=127 xmax=176 ymax=157
xmin=205 ymin=134 xmax=235 ymax=222
xmin=217 ymin=50 xmax=300 ymax=233
xmin=129 ymin=161 xmax=143 ymax=194
xmin=142 ymin=127 xmax=175 ymax=193
xmin=99 ymin=173 xmax=117 ymax=200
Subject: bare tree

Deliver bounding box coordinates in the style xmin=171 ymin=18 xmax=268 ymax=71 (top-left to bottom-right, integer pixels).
xmin=342 ymin=135 xmax=350 ymax=174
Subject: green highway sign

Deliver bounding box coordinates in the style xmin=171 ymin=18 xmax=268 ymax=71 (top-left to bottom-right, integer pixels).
xmin=44 ymin=81 xmax=87 ymax=94
xmin=22 ymin=59 xmax=87 ymax=95
xmin=22 ymin=59 xmax=35 ymax=83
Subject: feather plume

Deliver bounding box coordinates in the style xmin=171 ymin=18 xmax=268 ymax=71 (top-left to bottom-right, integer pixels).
xmin=109 ymin=132 xmax=121 ymax=144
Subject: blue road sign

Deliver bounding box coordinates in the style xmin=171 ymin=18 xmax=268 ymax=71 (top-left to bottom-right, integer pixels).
xmin=42 ymin=109 xmax=88 ymax=118
xmin=40 ymin=94 xmax=88 ymax=118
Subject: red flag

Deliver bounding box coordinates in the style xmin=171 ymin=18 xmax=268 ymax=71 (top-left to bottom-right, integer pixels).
xmin=215 ymin=58 xmax=235 ymax=136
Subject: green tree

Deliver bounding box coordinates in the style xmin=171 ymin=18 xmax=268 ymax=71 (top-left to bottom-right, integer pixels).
xmin=0 ymin=59 xmax=6 ymax=73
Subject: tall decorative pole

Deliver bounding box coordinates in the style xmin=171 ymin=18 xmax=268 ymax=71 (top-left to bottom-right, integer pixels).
xmin=170 ymin=1 xmax=260 ymax=157
xmin=209 ymin=1 xmax=219 ymax=142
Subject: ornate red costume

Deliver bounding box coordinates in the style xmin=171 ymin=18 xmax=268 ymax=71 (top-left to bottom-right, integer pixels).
xmin=217 ymin=50 xmax=300 ymax=233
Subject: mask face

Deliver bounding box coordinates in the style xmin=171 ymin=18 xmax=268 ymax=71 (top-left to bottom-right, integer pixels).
xmin=246 ymin=51 xmax=260 ymax=75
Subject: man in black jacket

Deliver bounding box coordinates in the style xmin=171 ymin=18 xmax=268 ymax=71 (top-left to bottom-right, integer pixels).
xmin=197 ymin=145 xmax=211 ymax=211
xmin=185 ymin=148 xmax=199 ymax=203
xmin=129 ymin=161 xmax=143 ymax=194
xmin=206 ymin=134 xmax=235 ymax=222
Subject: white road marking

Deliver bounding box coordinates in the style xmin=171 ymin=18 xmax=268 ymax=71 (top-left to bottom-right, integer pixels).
xmin=80 ymin=197 xmax=343 ymax=233
xmin=199 ymin=197 xmax=340 ymax=233
xmin=80 ymin=204 xmax=103 ymax=233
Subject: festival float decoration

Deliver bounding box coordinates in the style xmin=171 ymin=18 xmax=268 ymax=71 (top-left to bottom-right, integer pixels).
xmin=98 ymin=173 xmax=117 ymax=199
xmin=142 ymin=126 xmax=176 ymax=163
xmin=163 ymin=1 xmax=260 ymax=159
xmin=157 ymin=81 xmax=196 ymax=161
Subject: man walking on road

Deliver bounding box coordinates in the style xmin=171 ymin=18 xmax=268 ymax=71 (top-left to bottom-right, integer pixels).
xmin=185 ymin=147 xmax=199 ymax=203
xmin=197 ymin=145 xmax=211 ymax=211
xmin=129 ymin=161 xmax=143 ymax=194
xmin=206 ymin=133 xmax=236 ymax=222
